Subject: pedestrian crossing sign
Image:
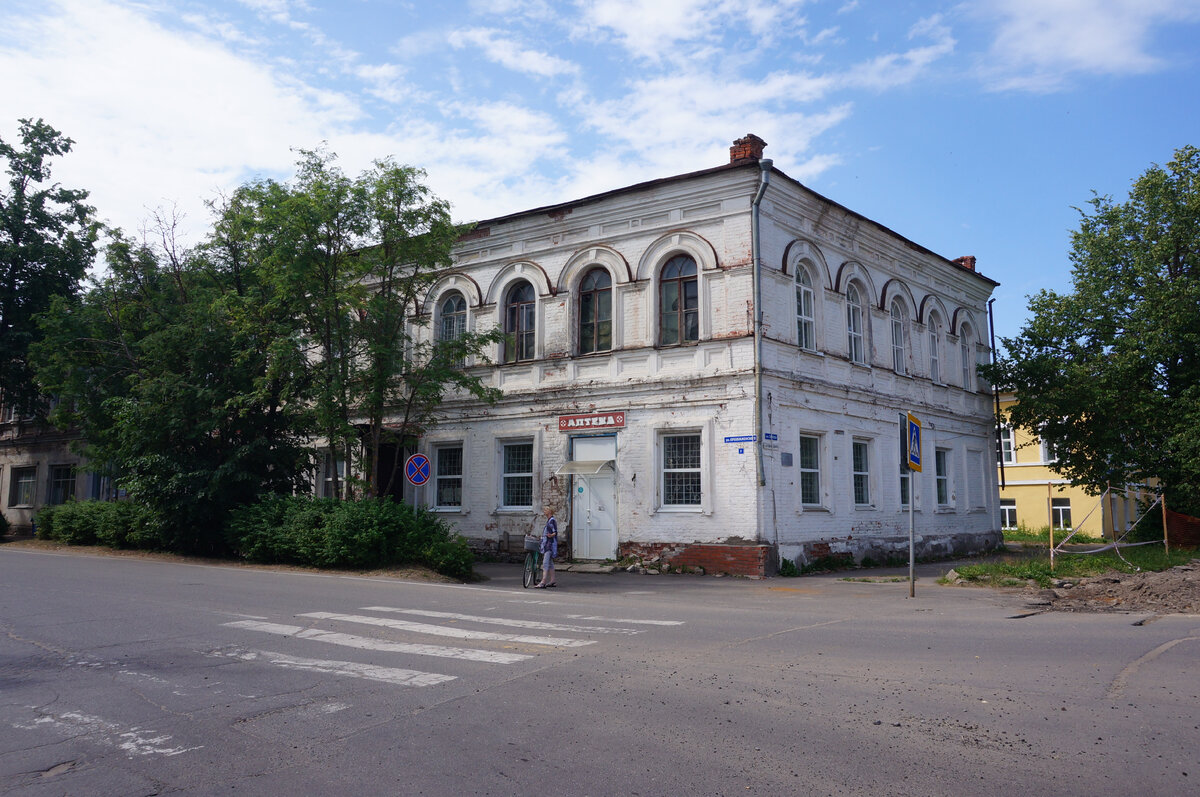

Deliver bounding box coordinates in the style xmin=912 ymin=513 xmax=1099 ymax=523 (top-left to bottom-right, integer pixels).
xmin=906 ymin=412 xmax=922 ymax=472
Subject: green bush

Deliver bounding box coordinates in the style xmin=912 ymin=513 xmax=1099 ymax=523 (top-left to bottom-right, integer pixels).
xmin=226 ymin=496 xmax=475 ymax=579
xmin=35 ymin=504 xmax=58 ymax=539
xmin=35 ymin=500 xmax=165 ymax=550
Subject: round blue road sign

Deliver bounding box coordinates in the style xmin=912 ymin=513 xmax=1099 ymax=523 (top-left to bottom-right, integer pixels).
xmin=405 ymin=453 xmax=431 ymax=486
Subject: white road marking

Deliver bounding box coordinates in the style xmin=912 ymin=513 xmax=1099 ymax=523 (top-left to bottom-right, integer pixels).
xmin=204 ymin=647 xmax=455 ymax=687
xmin=564 ymin=614 xmax=685 ymax=626
xmin=298 ymin=612 xmax=596 ymax=648
xmin=361 ymin=607 xmax=644 ymax=635
xmin=222 ymin=620 xmax=530 ymax=664
xmin=14 ymin=710 xmax=200 ymax=758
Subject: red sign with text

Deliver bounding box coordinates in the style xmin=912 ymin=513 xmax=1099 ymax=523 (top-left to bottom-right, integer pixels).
xmin=558 ymin=411 xmax=626 ymax=431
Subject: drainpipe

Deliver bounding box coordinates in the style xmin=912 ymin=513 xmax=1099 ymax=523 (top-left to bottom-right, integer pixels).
xmin=751 ymin=158 xmax=773 ymax=489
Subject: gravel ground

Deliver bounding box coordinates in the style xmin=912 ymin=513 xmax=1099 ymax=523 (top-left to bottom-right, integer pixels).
xmin=1032 ymin=558 xmax=1200 ymax=614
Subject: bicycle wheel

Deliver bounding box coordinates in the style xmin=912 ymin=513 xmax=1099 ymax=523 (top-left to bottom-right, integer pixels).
xmin=523 ymin=551 xmax=538 ymax=588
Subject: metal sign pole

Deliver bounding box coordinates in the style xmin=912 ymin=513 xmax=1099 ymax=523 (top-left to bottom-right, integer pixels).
xmin=900 ymin=412 xmax=916 ymax=598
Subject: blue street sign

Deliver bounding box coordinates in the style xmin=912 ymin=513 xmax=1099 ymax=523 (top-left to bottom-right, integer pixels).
xmin=405 ymin=453 xmax=431 ymax=486
xmin=724 ymin=435 xmax=757 ymax=443
xmin=906 ymin=412 xmax=922 ymax=473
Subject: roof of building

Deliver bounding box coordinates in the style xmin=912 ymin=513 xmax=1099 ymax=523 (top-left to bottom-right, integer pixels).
xmin=460 ymin=138 xmax=999 ymax=288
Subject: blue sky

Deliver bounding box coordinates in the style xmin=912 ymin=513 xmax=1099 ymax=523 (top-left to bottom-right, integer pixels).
xmin=3 ymin=0 xmax=1199 ymax=343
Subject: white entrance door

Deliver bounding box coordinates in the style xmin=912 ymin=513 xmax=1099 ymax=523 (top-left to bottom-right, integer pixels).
xmin=571 ymin=436 xmax=618 ymax=560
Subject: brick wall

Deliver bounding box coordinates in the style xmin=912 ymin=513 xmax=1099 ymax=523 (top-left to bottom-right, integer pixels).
xmin=620 ymin=541 xmax=772 ymax=577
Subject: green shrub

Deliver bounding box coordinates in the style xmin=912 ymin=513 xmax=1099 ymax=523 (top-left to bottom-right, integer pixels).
xmin=777 ymin=558 xmax=799 ymax=577
xmin=35 ymin=504 xmax=58 ymax=539
xmin=226 ymin=496 xmax=475 ymax=578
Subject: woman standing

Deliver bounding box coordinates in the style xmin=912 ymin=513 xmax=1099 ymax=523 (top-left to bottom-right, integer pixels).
xmin=534 ymin=504 xmax=558 ymax=588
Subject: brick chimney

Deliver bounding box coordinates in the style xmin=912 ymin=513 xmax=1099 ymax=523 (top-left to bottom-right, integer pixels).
xmin=953 ymin=255 xmax=977 ymax=271
xmin=730 ymin=134 xmax=767 ymax=163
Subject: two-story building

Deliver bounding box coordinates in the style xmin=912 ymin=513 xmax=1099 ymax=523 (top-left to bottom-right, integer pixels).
xmin=385 ymin=135 xmax=1003 ymax=575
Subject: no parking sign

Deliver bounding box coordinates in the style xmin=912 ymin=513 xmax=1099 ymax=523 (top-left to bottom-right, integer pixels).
xmin=405 ymin=453 xmax=431 ymax=486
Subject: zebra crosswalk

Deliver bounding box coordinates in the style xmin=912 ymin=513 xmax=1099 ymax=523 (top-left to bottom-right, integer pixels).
xmin=213 ymin=604 xmax=683 ymax=689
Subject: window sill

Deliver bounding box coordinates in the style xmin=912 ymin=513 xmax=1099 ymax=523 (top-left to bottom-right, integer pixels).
xmin=432 ymin=507 xmax=468 ymax=515
xmin=799 ymin=504 xmax=828 ymax=513
xmin=854 ymin=504 xmax=875 ymax=510
xmin=656 ymin=505 xmax=704 ymax=513
xmin=494 ymin=507 xmax=535 ymax=515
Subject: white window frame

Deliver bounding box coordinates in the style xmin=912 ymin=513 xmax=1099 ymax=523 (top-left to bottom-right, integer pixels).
xmin=798 ymin=434 xmax=821 ymax=506
xmin=48 ymin=464 xmax=75 ymax=506
xmin=796 ymin=268 xmax=816 ymax=351
xmin=959 ymin=327 xmax=974 ymax=390
xmin=929 ymin=319 xmax=942 ymax=383
xmin=851 ymin=439 xmax=871 ymax=507
xmin=1001 ymin=499 xmax=1017 ymax=530
xmin=433 ymin=443 xmax=464 ymax=510
xmin=659 ymin=431 xmax=703 ymax=509
xmin=900 ymin=468 xmax=910 ymax=508
xmin=846 ymin=285 xmax=866 ymax=365
xmin=998 ymin=426 xmax=1015 ymax=464
xmin=890 ymin=299 xmax=907 ymax=375
xmin=1041 ymin=437 xmax=1059 ymax=464
xmin=1051 ymin=497 xmax=1072 ymax=529
xmin=500 ymin=440 xmax=535 ymax=510
xmin=321 ymin=451 xmax=346 ymax=499
xmin=935 ymin=448 xmax=951 ymax=507
xmin=9 ymin=465 xmax=37 ymax=507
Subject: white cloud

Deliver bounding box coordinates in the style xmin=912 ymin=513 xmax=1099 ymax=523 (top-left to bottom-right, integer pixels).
xmin=974 ymin=0 xmax=1200 ymax=91
xmin=448 ymin=28 xmax=580 ymax=78
xmin=840 ymin=14 xmax=955 ymax=91
xmin=0 ymin=0 xmax=363 ymax=238
xmin=574 ymin=0 xmax=810 ymax=62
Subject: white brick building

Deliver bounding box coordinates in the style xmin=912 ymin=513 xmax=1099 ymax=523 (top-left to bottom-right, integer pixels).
xmin=394 ymin=135 xmax=1002 ymax=575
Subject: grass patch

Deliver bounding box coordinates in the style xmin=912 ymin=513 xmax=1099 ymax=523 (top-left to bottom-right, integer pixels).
xmin=950 ymin=544 xmax=1195 ymax=589
xmin=1002 ymin=525 xmax=1106 ymax=545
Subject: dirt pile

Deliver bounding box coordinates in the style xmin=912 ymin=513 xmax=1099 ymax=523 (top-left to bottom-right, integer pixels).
xmin=1039 ymin=559 xmax=1200 ymax=614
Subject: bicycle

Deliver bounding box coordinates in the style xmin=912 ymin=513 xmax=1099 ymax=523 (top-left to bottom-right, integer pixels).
xmin=522 ymin=535 xmax=541 ymax=588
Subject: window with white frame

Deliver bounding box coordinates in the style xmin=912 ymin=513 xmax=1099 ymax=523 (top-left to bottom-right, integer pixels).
xmin=846 ymin=284 xmax=865 ymax=364
xmin=1052 ymin=497 xmax=1072 ymax=529
xmin=935 ymin=448 xmax=951 ymax=506
xmin=578 ymin=267 xmax=613 ymax=354
xmin=900 ymin=468 xmax=910 ymax=508
xmin=503 ymin=281 xmax=536 ymax=363
xmin=321 ymin=452 xmax=346 ymax=499
xmin=796 ymin=267 xmax=816 ymax=351
xmin=890 ymin=299 xmax=907 ymax=375
xmin=929 ymin=316 xmax=942 ymax=383
xmin=9 ymin=466 xmax=36 ymax=507
xmin=852 ymin=439 xmax=870 ymax=506
xmin=1001 ymin=499 xmax=1017 ymax=529
xmin=48 ymin=465 xmax=75 ymax=505
xmin=659 ymin=255 xmax=699 ymax=346
xmin=661 ymin=432 xmax=702 ymax=506
xmin=998 ymin=425 xmax=1015 ymax=464
xmin=1041 ymin=436 xmax=1060 ymax=464
xmin=959 ymin=324 xmax=975 ymax=390
xmin=798 ymin=434 xmax=821 ymax=505
xmin=501 ymin=441 xmax=534 ymax=508
xmin=439 ymin=292 xmax=467 ymax=342
xmin=435 ymin=444 xmax=463 ymax=508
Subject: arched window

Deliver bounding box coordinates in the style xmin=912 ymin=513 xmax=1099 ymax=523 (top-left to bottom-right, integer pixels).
xmin=659 ymin=255 xmax=698 ymax=346
xmin=959 ymin=323 xmax=974 ymax=391
xmin=890 ymin=298 xmax=907 ymax=375
xmin=578 ymin=268 xmax=613 ymax=354
xmin=796 ymin=267 xmax=815 ymax=350
xmin=928 ymin=314 xmax=942 ymax=383
xmin=439 ymin=292 xmax=466 ymax=342
xmin=846 ymin=284 xmax=865 ymax=364
xmin=504 ymin=281 xmax=536 ymax=363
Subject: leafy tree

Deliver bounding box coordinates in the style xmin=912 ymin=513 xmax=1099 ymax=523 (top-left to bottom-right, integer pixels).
xmin=33 ymin=214 xmax=312 ymax=553
xmin=226 ymin=149 xmax=503 ymax=499
xmin=988 ymin=145 xmax=1200 ymax=515
xmin=0 ymin=119 xmax=97 ymax=415
xmin=355 ymin=158 xmax=503 ymax=497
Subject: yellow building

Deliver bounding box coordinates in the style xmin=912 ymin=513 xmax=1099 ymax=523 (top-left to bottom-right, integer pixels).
xmin=996 ymin=393 xmax=1148 ymax=539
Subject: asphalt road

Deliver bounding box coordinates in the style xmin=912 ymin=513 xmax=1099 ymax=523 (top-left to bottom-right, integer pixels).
xmin=1 ymin=546 xmax=1197 ymax=796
